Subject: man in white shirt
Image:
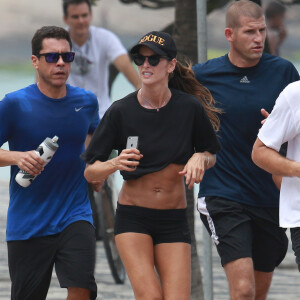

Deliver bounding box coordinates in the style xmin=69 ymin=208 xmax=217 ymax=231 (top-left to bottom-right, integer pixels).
xmin=63 ymin=0 xmax=141 ymax=118
xmin=252 ymin=80 xmax=300 ymax=271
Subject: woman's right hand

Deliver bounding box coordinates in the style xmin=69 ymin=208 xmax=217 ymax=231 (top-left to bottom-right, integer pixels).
xmin=112 ymin=148 xmax=143 ymax=171
xmin=84 ymin=149 xmax=143 ymax=183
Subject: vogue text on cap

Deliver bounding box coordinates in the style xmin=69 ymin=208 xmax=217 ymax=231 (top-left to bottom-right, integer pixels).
xmin=139 ymin=34 xmax=165 ymax=46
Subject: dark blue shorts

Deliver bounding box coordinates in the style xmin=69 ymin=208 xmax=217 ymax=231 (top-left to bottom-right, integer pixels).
xmin=8 ymin=221 xmax=97 ymax=300
xmin=114 ymin=203 xmax=191 ymax=245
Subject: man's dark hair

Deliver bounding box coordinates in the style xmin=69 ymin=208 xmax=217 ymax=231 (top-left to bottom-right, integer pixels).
xmin=31 ymin=26 xmax=72 ymax=56
xmin=265 ymin=1 xmax=286 ymax=20
xmin=63 ymin=0 xmax=92 ymax=17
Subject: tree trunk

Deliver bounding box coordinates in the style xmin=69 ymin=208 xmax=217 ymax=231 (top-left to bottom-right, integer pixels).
xmin=173 ymin=1 xmax=204 ymax=299
xmin=173 ymin=0 xmax=198 ymax=64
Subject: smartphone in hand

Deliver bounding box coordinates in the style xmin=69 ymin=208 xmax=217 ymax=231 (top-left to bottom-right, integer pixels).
xmin=126 ymin=136 xmax=139 ymax=168
xmin=126 ymin=136 xmax=139 ymax=149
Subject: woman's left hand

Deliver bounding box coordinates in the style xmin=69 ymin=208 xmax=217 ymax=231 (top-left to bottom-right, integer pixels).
xmin=178 ymin=153 xmax=207 ymax=189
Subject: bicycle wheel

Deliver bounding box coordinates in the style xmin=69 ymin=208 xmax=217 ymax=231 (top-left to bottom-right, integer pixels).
xmin=96 ymin=180 xmax=126 ymax=284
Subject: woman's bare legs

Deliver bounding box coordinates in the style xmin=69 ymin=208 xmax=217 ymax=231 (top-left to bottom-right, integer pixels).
xmin=155 ymin=242 xmax=191 ymax=300
xmin=116 ymin=233 xmax=191 ymax=300
xmin=116 ymin=233 xmax=163 ymax=300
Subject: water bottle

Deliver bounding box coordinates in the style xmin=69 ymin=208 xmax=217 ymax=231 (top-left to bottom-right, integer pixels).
xmin=15 ymin=136 xmax=59 ymax=187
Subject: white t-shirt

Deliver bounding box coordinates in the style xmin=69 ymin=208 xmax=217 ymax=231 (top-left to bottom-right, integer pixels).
xmin=258 ymin=80 xmax=300 ymax=228
xmin=67 ymin=26 xmax=127 ymax=118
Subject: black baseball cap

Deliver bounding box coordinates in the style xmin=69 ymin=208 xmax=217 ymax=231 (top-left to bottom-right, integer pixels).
xmin=130 ymin=31 xmax=177 ymax=59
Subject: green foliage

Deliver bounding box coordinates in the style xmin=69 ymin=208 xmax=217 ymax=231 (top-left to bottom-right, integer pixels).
xmin=90 ymin=0 xmax=100 ymax=5
xmin=0 ymin=62 xmax=33 ymax=74
xmin=207 ymin=48 xmax=228 ymax=60
xmin=119 ymin=0 xmax=174 ymax=9
xmin=285 ymin=50 xmax=300 ymax=62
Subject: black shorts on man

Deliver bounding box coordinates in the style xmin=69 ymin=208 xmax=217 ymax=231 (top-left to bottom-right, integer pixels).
xmin=198 ymin=196 xmax=288 ymax=272
xmin=290 ymin=227 xmax=300 ymax=272
xmin=8 ymin=221 xmax=97 ymax=300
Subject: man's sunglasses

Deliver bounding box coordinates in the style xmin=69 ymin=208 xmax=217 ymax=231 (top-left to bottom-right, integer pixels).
xmin=37 ymin=52 xmax=75 ymax=63
xmin=132 ymin=54 xmax=171 ymax=67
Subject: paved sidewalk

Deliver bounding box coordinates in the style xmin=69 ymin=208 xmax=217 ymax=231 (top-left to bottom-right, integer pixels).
xmin=0 ymin=181 xmax=299 ymax=299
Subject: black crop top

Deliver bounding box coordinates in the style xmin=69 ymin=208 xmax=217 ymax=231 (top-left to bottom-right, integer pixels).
xmin=81 ymin=88 xmax=220 ymax=180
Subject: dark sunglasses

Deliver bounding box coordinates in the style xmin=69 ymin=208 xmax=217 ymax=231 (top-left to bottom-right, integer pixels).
xmin=132 ymin=54 xmax=171 ymax=66
xmin=37 ymin=52 xmax=75 ymax=63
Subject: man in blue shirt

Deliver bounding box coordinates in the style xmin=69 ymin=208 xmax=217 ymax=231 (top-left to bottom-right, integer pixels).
xmin=194 ymin=1 xmax=299 ymax=299
xmin=0 ymin=26 xmax=99 ymax=300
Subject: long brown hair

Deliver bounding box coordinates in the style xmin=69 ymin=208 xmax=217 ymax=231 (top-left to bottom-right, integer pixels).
xmin=169 ymin=60 xmax=221 ymax=131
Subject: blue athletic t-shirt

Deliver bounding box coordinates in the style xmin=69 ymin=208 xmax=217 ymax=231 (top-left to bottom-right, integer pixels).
xmin=193 ymin=53 xmax=299 ymax=207
xmin=0 ymin=84 xmax=99 ymax=241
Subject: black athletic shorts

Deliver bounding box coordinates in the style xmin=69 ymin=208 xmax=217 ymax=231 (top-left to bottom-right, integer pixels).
xmin=7 ymin=221 xmax=97 ymax=300
xmin=198 ymin=196 xmax=288 ymax=272
xmin=290 ymin=227 xmax=300 ymax=272
xmin=114 ymin=203 xmax=191 ymax=245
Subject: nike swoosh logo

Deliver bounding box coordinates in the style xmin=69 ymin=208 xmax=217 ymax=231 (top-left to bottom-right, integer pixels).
xmin=75 ymin=106 xmax=84 ymax=112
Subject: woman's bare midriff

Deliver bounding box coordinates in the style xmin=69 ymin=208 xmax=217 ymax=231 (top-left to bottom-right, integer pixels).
xmin=118 ymin=163 xmax=187 ymax=209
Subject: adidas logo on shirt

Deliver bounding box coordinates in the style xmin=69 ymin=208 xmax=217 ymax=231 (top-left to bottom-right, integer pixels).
xmin=240 ymin=76 xmax=250 ymax=83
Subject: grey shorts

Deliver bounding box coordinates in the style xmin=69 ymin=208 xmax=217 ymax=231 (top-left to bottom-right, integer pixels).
xmin=198 ymin=196 xmax=288 ymax=272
